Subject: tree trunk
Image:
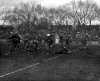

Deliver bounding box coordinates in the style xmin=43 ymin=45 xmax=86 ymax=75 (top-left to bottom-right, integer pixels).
xmin=89 ymin=20 xmax=92 ymax=25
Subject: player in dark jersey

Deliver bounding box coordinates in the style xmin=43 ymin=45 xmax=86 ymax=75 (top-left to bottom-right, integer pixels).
xmin=64 ymin=35 xmax=72 ymax=53
xmin=8 ymin=32 xmax=21 ymax=53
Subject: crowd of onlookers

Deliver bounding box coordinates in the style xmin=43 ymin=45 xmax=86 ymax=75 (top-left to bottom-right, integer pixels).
xmin=0 ymin=25 xmax=100 ymax=57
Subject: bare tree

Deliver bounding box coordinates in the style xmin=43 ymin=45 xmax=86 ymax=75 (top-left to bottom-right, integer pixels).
xmin=85 ymin=1 xmax=98 ymax=25
xmin=69 ymin=0 xmax=98 ymax=25
xmin=2 ymin=3 xmax=39 ymax=36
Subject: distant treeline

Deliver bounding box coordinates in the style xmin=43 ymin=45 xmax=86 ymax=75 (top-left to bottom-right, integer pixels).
xmin=0 ymin=25 xmax=100 ymax=32
xmin=0 ymin=25 xmax=100 ymax=39
xmin=33 ymin=25 xmax=100 ymax=31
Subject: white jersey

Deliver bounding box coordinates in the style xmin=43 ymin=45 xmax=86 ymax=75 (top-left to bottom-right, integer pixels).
xmin=55 ymin=34 xmax=60 ymax=44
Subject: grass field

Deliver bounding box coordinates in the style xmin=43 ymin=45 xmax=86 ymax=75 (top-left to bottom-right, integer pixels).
xmin=0 ymin=46 xmax=100 ymax=81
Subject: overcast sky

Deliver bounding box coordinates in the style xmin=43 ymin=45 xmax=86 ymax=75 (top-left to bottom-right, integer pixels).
xmin=0 ymin=0 xmax=100 ymax=8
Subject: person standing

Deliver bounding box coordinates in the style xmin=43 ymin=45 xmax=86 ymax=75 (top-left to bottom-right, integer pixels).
xmin=8 ymin=32 xmax=21 ymax=53
xmin=55 ymin=33 xmax=60 ymax=45
xmin=65 ymin=35 xmax=72 ymax=53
